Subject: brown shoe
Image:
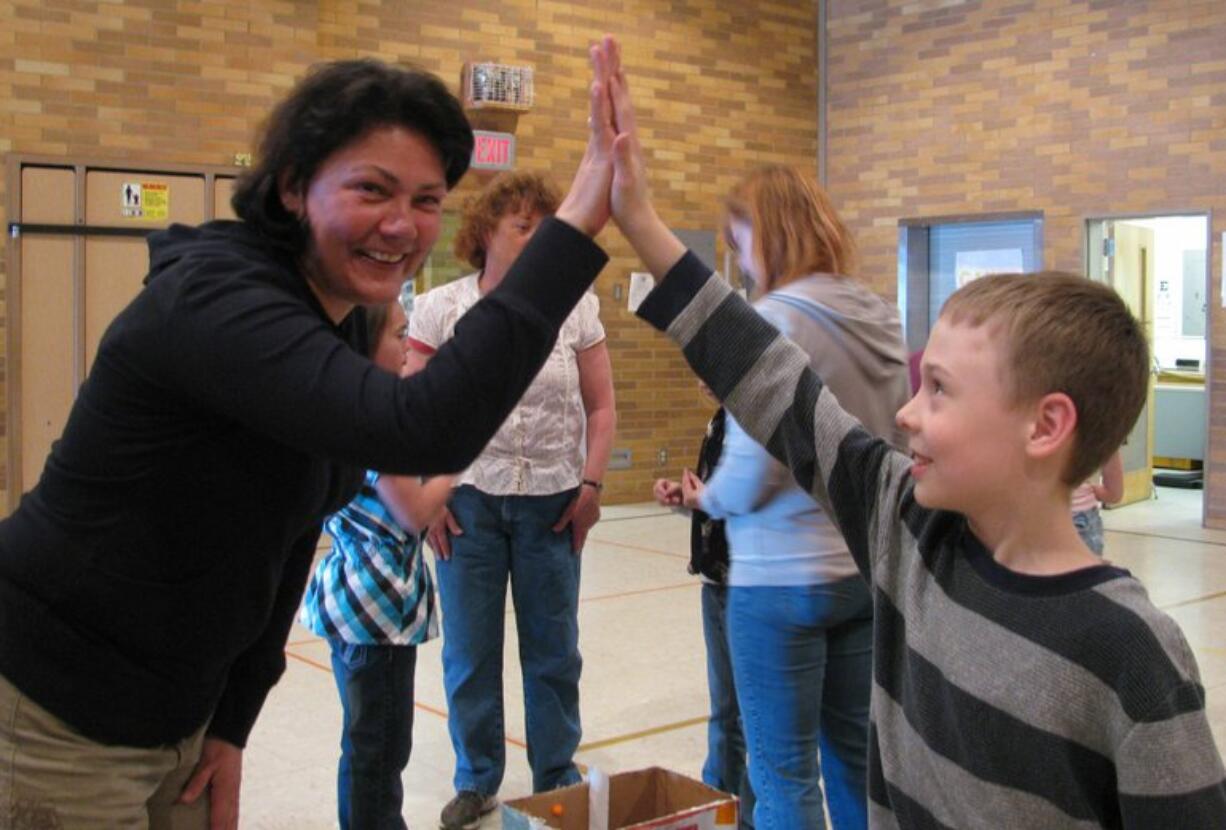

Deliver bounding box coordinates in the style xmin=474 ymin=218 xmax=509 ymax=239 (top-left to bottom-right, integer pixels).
xmin=439 ymin=790 xmax=497 ymax=830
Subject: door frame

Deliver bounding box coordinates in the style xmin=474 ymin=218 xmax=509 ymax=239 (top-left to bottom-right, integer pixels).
xmin=4 ymin=153 xmax=241 ymax=512
xmin=1082 ymin=209 xmax=1215 ymax=527
xmin=897 ymin=210 xmax=1045 ymax=353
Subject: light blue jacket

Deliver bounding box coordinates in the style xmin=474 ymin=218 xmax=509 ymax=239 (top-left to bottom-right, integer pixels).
xmin=698 ymin=274 xmax=910 ymax=587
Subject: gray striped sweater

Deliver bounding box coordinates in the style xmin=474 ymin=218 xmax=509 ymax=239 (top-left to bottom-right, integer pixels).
xmin=638 ymin=252 xmax=1226 ymax=828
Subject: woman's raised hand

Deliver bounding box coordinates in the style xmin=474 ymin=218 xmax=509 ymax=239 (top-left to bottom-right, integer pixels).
xmin=554 ymin=36 xmax=620 ymax=237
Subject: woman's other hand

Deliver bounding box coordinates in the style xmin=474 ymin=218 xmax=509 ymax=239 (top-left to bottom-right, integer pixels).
xmin=553 ymin=484 xmax=601 ymax=553
xmin=426 ymin=506 xmax=463 ymax=560
xmin=177 ymin=737 xmax=242 ymax=830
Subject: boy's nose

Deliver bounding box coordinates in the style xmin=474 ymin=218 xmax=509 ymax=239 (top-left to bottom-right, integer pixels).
xmin=895 ymin=394 xmax=918 ymax=432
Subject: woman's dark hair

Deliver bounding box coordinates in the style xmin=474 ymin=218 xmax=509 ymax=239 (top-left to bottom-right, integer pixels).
xmin=232 ymin=59 xmax=473 ymax=253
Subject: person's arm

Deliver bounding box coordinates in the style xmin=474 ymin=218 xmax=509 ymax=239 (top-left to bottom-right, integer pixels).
xmin=552 ymin=337 xmax=616 ymax=553
xmin=1116 ymin=683 xmax=1226 ymax=826
xmin=158 ymin=220 xmax=606 ymax=479
xmin=377 ymin=474 xmax=454 ymax=534
xmin=600 ymin=36 xmax=908 ymax=575
xmin=697 ymin=414 xmax=789 ymax=518
xmin=204 ymin=524 xmax=321 ymax=748
xmin=1093 ymin=450 xmax=1125 ymax=505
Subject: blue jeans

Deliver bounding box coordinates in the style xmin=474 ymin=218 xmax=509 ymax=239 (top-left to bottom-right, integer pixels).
xmin=435 ymin=485 xmax=583 ymax=796
xmin=701 ymin=583 xmax=756 ymax=829
xmin=328 ymin=639 xmax=418 ymax=830
xmin=728 ymin=577 xmax=872 ymax=830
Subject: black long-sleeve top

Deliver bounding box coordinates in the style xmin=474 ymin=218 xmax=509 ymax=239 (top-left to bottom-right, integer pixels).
xmin=0 ymin=216 xmax=606 ymax=748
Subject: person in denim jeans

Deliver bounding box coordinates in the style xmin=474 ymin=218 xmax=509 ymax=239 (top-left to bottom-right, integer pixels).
xmin=1070 ymin=449 xmax=1123 ymax=556
xmin=656 ymin=406 xmax=756 ymax=829
xmin=405 ymin=172 xmax=617 ymax=830
xmin=679 ymin=166 xmax=911 ymax=830
xmin=300 ymin=300 xmax=455 ymax=829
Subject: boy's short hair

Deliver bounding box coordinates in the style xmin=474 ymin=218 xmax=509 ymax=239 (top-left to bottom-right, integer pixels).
xmin=453 ymin=171 xmax=560 ymax=269
xmin=940 ymin=271 xmax=1148 ymax=485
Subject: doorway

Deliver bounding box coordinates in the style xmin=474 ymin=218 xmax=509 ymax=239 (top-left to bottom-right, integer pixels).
xmin=5 ymin=156 xmax=239 ymax=513
xmin=897 ymin=211 xmax=1044 ymax=351
xmin=1085 ymin=214 xmax=1211 ymax=519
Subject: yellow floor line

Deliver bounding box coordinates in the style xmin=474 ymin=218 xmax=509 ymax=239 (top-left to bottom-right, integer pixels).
xmin=283 ymin=649 xmax=525 ymax=747
xmin=577 ymin=715 xmax=708 ymax=752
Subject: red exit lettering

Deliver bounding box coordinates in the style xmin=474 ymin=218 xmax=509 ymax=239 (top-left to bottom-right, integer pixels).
xmin=471 ymin=131 xmax=515 ymax=170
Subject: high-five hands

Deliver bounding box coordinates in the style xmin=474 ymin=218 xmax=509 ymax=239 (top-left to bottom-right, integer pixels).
xmin=555 ymin=36 xmax=621 ymax=237
xmin=587 ymin=36 xmax=688 ymax=279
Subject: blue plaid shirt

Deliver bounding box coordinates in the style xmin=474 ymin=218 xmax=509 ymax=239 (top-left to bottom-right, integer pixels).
xmin=300 ymin=471 xmax=439 ymax=645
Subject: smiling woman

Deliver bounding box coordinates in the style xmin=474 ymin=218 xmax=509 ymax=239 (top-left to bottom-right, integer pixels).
xmin=278 ymin=127 xmax=449 ymax=322
xmin=0 ymin=50 xmax=621 ymax=829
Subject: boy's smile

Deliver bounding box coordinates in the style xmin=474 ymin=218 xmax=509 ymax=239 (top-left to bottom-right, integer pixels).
xmin=895 ymin=319 xmax=1031 ymax=515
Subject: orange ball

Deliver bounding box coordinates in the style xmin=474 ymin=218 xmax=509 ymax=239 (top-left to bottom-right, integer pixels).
xmin=550 ymin=803 xmax=565 ymax=817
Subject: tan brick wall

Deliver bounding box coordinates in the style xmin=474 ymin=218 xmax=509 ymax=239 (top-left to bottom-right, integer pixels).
xmin=826 ymin=0 xmax=1226 ymax=524
xmin=0 ymin=0 xmax=819 ymax=507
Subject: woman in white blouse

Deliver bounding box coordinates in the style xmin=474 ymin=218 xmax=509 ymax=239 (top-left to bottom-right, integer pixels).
xmin=405 ymin=171 xmax=616 ymax=830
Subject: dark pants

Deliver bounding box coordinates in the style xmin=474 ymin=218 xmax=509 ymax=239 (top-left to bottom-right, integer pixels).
xmin=329 ymin=639 xmax=418 ymax=830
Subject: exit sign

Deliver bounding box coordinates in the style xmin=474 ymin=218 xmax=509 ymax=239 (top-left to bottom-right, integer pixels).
xmin=471 ymin=130 xmax=516 ymax=170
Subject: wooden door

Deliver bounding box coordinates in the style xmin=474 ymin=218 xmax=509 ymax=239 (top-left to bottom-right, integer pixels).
xmin=8 ymin=160 xmax=233 ymax=510
xmin=1110 ymin=221 xmax=1156 ymax=506
xmin=17 ymin=166 xmax=77 ymax=494
xmin=83 ymin=171 xmax=205 ymax=372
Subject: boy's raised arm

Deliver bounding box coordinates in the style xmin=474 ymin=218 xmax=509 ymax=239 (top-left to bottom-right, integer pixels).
xmin=597 ymin=35 xmax=907 ymax=573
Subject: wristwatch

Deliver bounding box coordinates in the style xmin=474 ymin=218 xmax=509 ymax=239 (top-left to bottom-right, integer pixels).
xmin=581 ymin=478 xmax=603 ymax=492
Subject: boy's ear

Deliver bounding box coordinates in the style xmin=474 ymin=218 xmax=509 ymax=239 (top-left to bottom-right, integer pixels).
xmin=1026 ymin=391 xmax=1078 ymax=463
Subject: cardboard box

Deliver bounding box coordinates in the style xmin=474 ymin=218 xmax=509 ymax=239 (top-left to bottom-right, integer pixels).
xmin=501 ymin=767 xmax=738 ymax=830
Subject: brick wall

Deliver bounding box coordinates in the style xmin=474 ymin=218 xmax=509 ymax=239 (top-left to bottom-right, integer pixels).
xmin=0 ymin=0 xmax=819 ymax=506
xmin=826 ymin=0 xmax=1226 ymax=524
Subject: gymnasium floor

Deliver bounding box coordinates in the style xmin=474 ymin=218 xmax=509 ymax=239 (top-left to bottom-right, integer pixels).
xmin=241 ymin=486 xmax=1226 ymax=828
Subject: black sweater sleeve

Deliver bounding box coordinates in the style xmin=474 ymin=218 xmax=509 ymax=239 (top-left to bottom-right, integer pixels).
xmin=206 ymin=524 xmax=320 ymax=747
xmin=154 ymin=217 xmax=607 ymax=475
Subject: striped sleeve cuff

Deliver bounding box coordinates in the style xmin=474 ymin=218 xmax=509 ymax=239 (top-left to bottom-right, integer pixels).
xmin=635 ymin=250 xmax=714 ymax=332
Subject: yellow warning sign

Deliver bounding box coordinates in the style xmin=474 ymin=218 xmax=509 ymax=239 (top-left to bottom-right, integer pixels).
xmin=141 ymin=182 xmax=169 ymax=221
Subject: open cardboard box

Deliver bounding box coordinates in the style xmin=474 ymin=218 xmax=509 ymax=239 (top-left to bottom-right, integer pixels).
xmin=501 ymin=766 xmax=738 ymax=830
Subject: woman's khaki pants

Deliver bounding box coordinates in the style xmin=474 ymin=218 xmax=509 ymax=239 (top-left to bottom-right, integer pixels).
xmin=0 ymin=672 xmax=208 ymax=829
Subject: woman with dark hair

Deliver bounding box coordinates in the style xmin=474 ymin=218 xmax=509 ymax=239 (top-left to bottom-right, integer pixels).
xmin=0 ymin=55 xmax=618 ymax=828
xmin=405 ymin=170 xmax=616 ymax=830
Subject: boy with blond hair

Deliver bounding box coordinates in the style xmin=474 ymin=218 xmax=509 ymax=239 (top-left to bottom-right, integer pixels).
xmin=586 ymin=31 xmax=1225 ymax=827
